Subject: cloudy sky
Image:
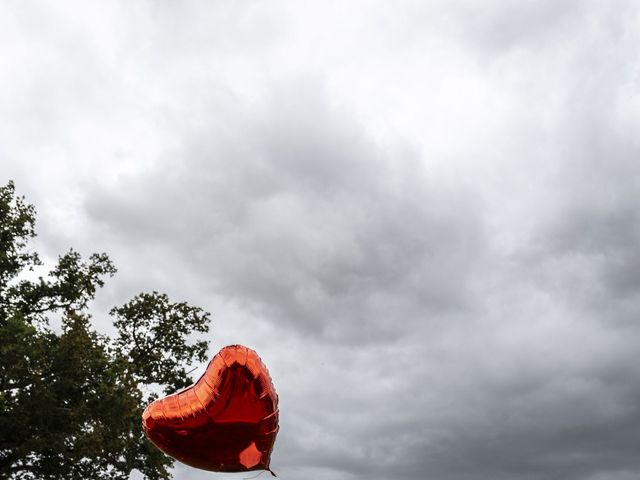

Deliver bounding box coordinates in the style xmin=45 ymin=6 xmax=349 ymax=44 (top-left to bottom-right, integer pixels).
xmin=2 ymin=1 xmax=640 ymax=479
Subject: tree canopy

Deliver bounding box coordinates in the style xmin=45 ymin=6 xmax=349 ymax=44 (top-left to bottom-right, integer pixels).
xmin=0 ymin=181 xmax=211 ymax=479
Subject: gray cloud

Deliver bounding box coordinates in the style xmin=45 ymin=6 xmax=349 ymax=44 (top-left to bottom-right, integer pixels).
xmin=86 ymin=78 xmax=486 ymax=345
xmin=3 ymin=1 xmax=640 ymax=479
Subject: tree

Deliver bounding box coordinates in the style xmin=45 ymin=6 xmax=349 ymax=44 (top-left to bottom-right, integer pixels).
xmin=0 ymin=181 xmax=211 ymax=479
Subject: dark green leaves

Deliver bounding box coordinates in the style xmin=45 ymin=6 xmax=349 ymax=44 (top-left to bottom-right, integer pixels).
xmin=111 ymin=292 xmax=210 ymax=393
xmin=0 ymin=181 xmax=40 ymax=291
xmin=7 ymin=250 xmax=117 ymax=324
xmin=0 ymin=182 xmax=212 ymax=479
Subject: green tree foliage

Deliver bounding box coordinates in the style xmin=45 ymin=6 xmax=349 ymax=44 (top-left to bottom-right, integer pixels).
xmin=111 ymin=293 xmax=209 ymax=393
xmin=0 ymin=181 xmax=211 ymax=479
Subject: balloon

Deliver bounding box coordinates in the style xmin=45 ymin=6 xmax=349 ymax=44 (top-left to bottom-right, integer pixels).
xmin=142 ymin=345 xmax=279 ymax=474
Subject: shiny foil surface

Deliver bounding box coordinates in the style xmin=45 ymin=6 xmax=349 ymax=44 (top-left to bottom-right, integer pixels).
xmin=142 ymin=345 xmax=279 ymax=473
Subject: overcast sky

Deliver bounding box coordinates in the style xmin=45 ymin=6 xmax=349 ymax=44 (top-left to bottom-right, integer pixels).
xmin=2 ymin=1 xmax=640 ymax=479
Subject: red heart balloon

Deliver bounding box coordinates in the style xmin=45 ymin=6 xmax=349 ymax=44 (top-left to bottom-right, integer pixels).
xmin=142 ymin=345 xmax=279 ymax=473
